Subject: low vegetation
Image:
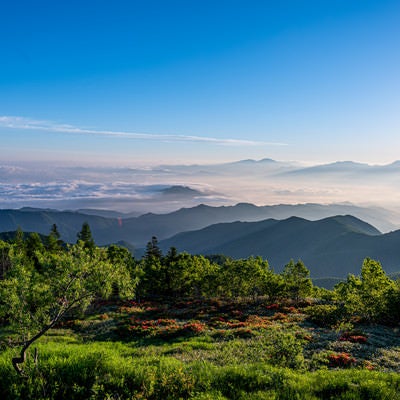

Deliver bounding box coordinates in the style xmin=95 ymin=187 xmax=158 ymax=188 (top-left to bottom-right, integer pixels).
xmin=1 ymin=225 xmax=400 ymax=399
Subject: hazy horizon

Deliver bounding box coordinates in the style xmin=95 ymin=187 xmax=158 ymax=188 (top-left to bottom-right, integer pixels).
xmin=1 ymin=158 xmax=400 ymax=217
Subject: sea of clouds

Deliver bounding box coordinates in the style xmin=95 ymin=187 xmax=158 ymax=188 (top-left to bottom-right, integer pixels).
xmin=1 ymin=160 xmax=400 ymax=214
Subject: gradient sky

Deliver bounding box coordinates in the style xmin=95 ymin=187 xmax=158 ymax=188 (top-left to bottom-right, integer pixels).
xmin=1 ymin=0 xmax=399 ymax=166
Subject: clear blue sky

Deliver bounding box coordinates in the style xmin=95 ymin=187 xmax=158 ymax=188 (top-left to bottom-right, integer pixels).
xmin=1 ymin=0 xmax=399 ymax=165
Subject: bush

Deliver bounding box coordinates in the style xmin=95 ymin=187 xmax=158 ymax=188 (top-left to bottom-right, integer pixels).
xmin=339 ymin=331 xmax=368 ymax=344
xmin=304 ymin=304 xmax=345 ymax=327
xmin=267 ymin=331 xmax=305 ymax=369
xmin=328 ymin=352 xmax=356 ymax=368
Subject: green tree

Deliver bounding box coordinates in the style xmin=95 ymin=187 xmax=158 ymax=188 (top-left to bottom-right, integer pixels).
xmin=162 ymin=246 xmax=179 ymax=296
xmin=139 ymin=255 xmax=162 ymax=298
xmin=217 ymin=256 xmax=273 ymax=299
xmin=0 ymin=242 xmax=134 ymax=376
xmin=25 ymin=232 xmax=45 ymax=270
xmin=137 ymin=237 xmax=164 ymax=297
xmin=282 ymin=259 xmax=313 ymax=302
xmin=185 ymin=254 xmax=219 ymax=297
xmin=107 ymin=244 xmax=140 ymax=296
xmin=205 ymin=254 xmax=233 ymax=265
xmin=263 ymin=270 xmax=286 ymax=302
xmin=77 ymin=222 xmax=95 ymax=251
xmin=107 ymin=243 xmax=134 ymax=266
xmin=14 ymin=227 xmax=25 ymax=252
xmin=145 ymin=236 xmax=162 ymax=260
xmin=335 ymin=258 xmax=396 ymax=322
xmin=138 ymin=247 xmax=218 ymax=298
xmin=0 ymin=240 xmax=11 ymax=279
xmin=164 ymin=251 xmax=218 ymax=297
xmin=46 ymin=224 xmax=62 ymax=252
xmin=335 ymin=274 xmax=362 ymax=316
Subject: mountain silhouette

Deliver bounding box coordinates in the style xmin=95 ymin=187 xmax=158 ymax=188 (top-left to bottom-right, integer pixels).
xmin=157 ymin=215 xmax=400 ymax=278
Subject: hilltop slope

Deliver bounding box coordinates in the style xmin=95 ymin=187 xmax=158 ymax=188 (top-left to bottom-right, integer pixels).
xmin=158 ymin=215 xmax=400 ymax=278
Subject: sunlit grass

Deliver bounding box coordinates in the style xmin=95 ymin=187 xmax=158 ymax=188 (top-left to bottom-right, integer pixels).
xmin=2 ymin=340 xmax=400 ymax=399
xmin=2 ymin=298 xmax=400 ymax=398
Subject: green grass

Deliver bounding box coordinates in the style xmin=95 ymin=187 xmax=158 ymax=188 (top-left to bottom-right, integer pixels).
xmin=2 ymin=298 xmax=400 ymax=399
xmin=1 ymin=343 xmax=400 ymax=399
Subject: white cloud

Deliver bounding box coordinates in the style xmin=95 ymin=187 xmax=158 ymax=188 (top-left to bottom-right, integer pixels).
xmin=0 ymin=115 xmax=287 ymax=147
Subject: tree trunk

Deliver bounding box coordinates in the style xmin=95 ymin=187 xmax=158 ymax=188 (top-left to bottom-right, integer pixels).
xmin=12 ymin=318 xmax=58 ymax=376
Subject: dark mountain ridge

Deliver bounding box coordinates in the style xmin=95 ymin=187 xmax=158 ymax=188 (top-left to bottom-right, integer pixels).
xmin=0 ymin=209 xmax=119 ymax=244
xmin=0 ymin=203 xmax=395 ymax=249
xmin=2 ymin=207 xmax=400 ymax=280
xmin=157 ymin=215 xmax=400 ymax=278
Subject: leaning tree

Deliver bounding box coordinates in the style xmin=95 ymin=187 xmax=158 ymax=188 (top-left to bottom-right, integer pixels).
xmin=0 ymin=241 xmax=134 ymax=376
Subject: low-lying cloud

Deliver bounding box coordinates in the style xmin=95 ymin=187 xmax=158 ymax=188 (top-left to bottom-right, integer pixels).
xmin=1 ymin=159 xmax=400 ymax=215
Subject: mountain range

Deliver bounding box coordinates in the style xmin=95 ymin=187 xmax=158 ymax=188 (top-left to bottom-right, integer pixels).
xmin=0 ymin=202 xmax=397 ymax=248
xmin=1 ymin=203 xmax=400 ymax=279
xmin=156 ymin=215 xmax=400 ymax=278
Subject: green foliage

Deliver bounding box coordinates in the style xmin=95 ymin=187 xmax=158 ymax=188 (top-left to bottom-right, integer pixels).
xmin=76 ymin=222 xmax=95 ymax=251
xmin=282 ymin=259 xmax=313 ymax=302
xmin=335 ymin=258 xmax=396 ymax=322
xmin=165 ymin=252 xmax=218 ymax=298
xmin=266 ymin=330 xmax=305 ymax=369
xmin=138 ymin=248 xmax=218 ymax=298
xmin=359 ymin=258 xmax=396 ymax=322
xmin=106 ymin=244 xmax=139 ymax=295
xmin=0 ymin=241 xmax=134 ymax=375
xmin=25 ymin=232 xmax=45 ymax=269
xmin=45 ymin=224 xmax=63 ymax=252
xmin=0 ymin=240 xmax=11 ymax=279
xmin=217 ymin=257 xmax=271 ymax=299
xmin=145 ymin=235 xmax=162 ymax=260
xmin=14 ymin=227 xmax=25 ymax=251
xmin=304 ymin=304 xmax=345 ymax=328
xmin=312 ymin=286 xmax=336 ymax=301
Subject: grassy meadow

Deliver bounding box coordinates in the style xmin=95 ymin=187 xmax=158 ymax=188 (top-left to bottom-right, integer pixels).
xmin=2 ymin=297 xmax=400 ymax=399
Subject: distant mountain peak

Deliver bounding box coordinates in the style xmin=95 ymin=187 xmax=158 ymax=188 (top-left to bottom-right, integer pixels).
xmin=325 ymin=214 xmax=381 ymax=235
xmin=285 ymin=160 xmax=372 ymax=175
xmin=235 ymin=202 xmax=258 ymax=208
xmin=159 ymin=185 xmax=203 ymax=197
xmin=19 ymin=207 xmax=54 ymax=212
xmin=314 ymin=160 xmax=370 ymax=169
xmin=194 ymin=203 xmax=212 ymax=209
xmin=259 ymin=158 xmax=278 ymax=163
xmin=231 ymin=158 xmax=278 ymax=165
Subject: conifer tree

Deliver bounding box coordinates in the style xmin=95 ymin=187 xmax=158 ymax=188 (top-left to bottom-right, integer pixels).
xmin=77 ymin=222 xmax=95 ymax=251
xmin=282 ymin=259 xmax=313 ymax=302
xmin=46 ymin=224 xmax=62 ymax=252
xmin=145 ymin=236 xmax=162 ymax=260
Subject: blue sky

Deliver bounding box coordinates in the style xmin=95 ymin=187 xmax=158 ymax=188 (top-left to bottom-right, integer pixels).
xmin=1 ymin=0 xmax=399 ymax=165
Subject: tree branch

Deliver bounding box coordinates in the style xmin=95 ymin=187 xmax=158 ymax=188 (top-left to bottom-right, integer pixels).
xmin=12 ymin=291 xmax=95 ymax=376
